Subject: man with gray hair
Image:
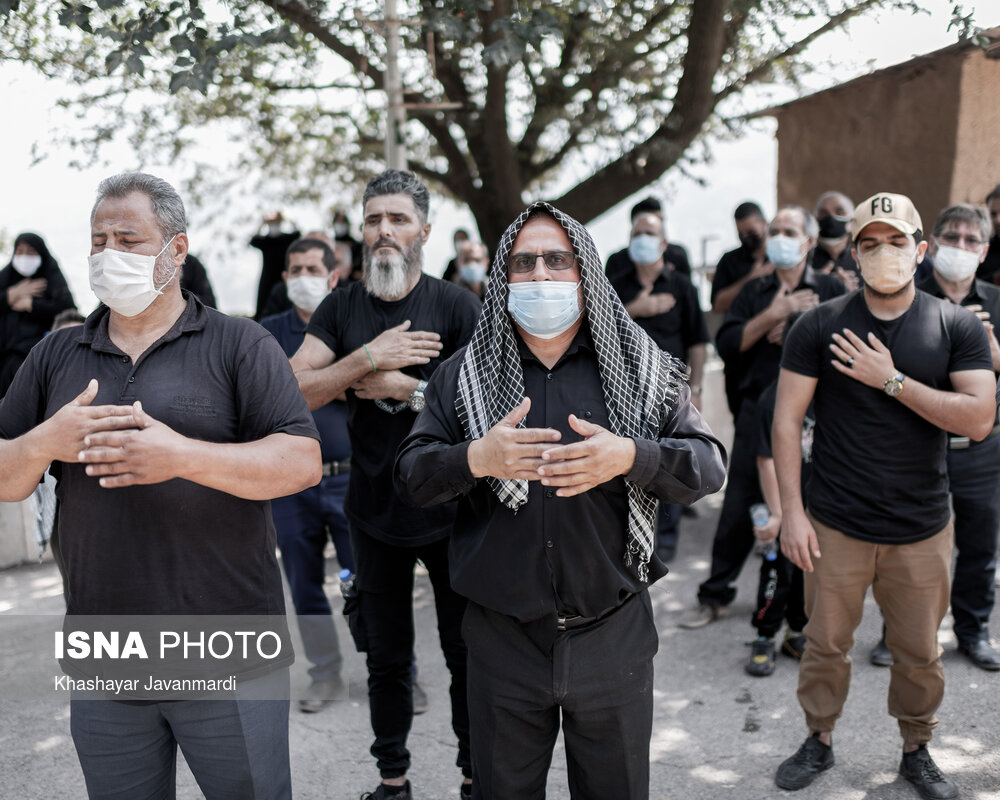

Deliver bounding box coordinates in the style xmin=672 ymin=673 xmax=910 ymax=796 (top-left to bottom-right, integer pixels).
xmin=915 ymin=202 xmax=1000 ymax=671
xmin=291 ymin=169 xmax=481 ymax=800
xmin=0 ymin=172 xmax=322 ymax=798
xmin=681 ymin=206 xmax=845 ymax=630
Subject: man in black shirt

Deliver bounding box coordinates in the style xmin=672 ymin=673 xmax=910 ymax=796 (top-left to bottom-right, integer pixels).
xmin=604 ymin=195 xmax=691 ymax=282
xmin=610 ymin=210 xmax=710 ymax=561
xmin=773 ymin=192 xmax=996 ymax=798
xmin=290 ymin=170 xmax=481 ymax=800
xmin=709 ymin=201 xmax=771 ymax=417
xmin=916 ymin=203 xmax=1000 ymax=671
xmin=0 ymin=172 xmax=322 ymax=799
xmin=396 ymin=202 xmax=726 ymax=800
xmin=681 ymin=207 xmax=845 ymax=629
xmin=981 ymin=184 xmax=1000 ymax=283
xmin=710 ymin=201 xmax=771 ymax=315
xmin=809 ymin=191 xmax=859 ymax=290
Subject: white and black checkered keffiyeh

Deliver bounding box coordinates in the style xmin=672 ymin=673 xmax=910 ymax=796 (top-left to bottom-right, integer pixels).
xmin=455 ymin=201 xmax=687 ymax=581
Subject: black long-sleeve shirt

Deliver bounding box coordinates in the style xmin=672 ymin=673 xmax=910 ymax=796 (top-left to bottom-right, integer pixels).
xmin=395 ymin=328 xmax=727 ymax=623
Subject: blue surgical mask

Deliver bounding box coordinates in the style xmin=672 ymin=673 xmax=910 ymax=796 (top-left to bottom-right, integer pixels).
xmin=628 ymin=234 xmax=662 ymax=265
xmin=766 ymin=235 xmax=804 ymax=269
xmin=460 ymin=262 xmax=487 ymax=284
xmin=507 ymin=281 xmax=581 ymax=339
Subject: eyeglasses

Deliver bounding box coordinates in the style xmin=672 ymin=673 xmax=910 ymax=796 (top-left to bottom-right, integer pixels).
xmin=508 ymin=251 xmax=577 ymax=273
xmin=939 ymin=232 xmax=985 ymax=249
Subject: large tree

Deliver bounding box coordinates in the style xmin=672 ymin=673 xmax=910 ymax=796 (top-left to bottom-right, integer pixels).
xmin=3 ymin=0 xmax=955 ymax=245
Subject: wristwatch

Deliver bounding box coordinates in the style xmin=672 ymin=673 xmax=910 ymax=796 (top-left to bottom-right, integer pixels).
xmin=408 ymin=380 xmax=428 ymax=412
xmin=883 ymin=371 xmax=905 ymax=396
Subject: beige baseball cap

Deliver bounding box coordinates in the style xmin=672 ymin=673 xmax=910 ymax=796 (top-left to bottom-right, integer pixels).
xmin=852 ymin=192 xmax=922 ymax=239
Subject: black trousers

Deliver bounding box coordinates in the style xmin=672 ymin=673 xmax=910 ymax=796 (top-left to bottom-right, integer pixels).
xmin=698 ymin=400 xmax=762 ymax=607
xmin=947 ymin=435 xmax=1000 ymax=643
xmin=351 ymin=530 xmax=471 ymax=779
xmin=463 ymin=593 xmax=658 ymax=800
xmin=751 ymin=549 xmax=807 ymax=638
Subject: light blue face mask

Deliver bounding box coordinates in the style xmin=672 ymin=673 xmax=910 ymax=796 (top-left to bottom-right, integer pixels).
xmin=507 ymin=280 xmax=581 ymax=339
xmin=765 ymin=235 xmax=804 ymax=269
xmin=460 ymin=262 xmax=487 ymax=284
xmin=628 ymin=234 xmax=662 ymax=265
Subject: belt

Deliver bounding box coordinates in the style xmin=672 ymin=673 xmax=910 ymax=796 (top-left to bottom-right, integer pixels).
xmin=949 ymin=424 xmax=1000 ymax=450
xmin=322 ymin=460 xmax=351 ymax=477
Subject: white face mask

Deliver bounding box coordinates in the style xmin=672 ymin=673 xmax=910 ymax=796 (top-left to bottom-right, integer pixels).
xmin=507 ymin=280 xmax=581 ymax=339
xmin=89 ymin=235 xmax=177 ymax=317
xmin=12 ymin=254 xmax=42 ymax=277
xmin=933 ymin=244 xmax=981 ymax=283
xmin=286 ymin=275 xmax=330 ymax=313
xmin=858 ymin=243 xmax=916 ymax=294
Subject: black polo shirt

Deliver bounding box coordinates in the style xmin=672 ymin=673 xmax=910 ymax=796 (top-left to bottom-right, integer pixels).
xmin=395 ymin=327 xmax=727 ymax=623
xmin=782 ymin=290 xmax=991 ymax=544
xmin=0 ymin=294 xmax=319 ymax=622
xmin=717 ymin=266 xmax=846 ymax=405
xmin=609 ymin=268 xmax=709 ymax=361
xmin=307 ymin=274 xmax=481 ymax=547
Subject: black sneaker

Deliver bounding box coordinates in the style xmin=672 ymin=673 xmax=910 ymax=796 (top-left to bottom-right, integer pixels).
xmin=782 ymin=630 xmax=807 ymax=660
xmin=775 ymin=733 xmax=834 ymax=790
xmin=899 ymin=746 xmax=958 ymax=800
xmin=870 ymin=637 xmax=893 ymax=667
xmin=360 ymin=780 xmax=412 ymax=800
xmin=745 ymin=636 xmax=776 ymax=677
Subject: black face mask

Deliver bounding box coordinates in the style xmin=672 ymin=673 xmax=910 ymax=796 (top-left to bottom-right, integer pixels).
xmin=739 ymin=231 xmax=762 ymax=252
xmin=818 ymin=215 xmax=849 ymax=239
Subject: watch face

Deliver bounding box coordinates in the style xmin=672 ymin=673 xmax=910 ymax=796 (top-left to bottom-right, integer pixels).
xmin=409 ymin=394 xmax=426 ymax=412
xmin=884 ymin=379 xmax=902 ymax=396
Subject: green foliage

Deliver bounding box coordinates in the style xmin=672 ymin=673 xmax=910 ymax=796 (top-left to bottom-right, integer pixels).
xmin=2 ymin=0 xmax=959 ymax=240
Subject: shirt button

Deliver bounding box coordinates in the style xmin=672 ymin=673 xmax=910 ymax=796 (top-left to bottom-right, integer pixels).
xmin=546 ymin=373 xmax=553 ymax=381
xmin=121 ymin=356 xmax=129 ymax=363
xmin=546 ymin=539 xmax=554 ymax=548
xmin=545 ymin=489 xmax=554 ymax=499
xmin=584 ymin=410 xmax=592 ymax=419
xmin=127 ymin=376 xmax=135 ymax=383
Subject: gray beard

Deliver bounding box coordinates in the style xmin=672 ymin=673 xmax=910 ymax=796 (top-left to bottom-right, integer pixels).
xmin=363 ymin=240 xmax=422 ymax=300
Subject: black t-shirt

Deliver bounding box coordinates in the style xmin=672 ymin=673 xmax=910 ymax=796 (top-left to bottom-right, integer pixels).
xmin=809 ymin=244 xmax=858 ymax=275
xmin=307 ymin=274 xmax=481 ymax=546
xmin=0 ymin=294 xmax=319 ymax=621
xmin=609 ymin=268 xmax=709 ymax=361
xmin=755 ymin=380 xmax=814 ymax=492
xmin=605 ymin=243 xmax=691 ymax=282
xmin=781 ymin=290 xmax=991 ymax=544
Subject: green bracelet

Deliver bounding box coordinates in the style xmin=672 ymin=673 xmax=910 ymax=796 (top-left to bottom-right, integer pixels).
xmin=363 ymin=344 xmax=377 ymax=373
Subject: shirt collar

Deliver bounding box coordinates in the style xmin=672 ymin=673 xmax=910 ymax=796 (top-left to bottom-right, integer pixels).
xmin=760 ymin=264 xmax=821 ymax=293
xmin=78 ymin=291 xmax=209 ymax=355
xmin=920 ymin=274 xmax=984 ymax=305
xmin=515 ymin=322 xmax=593 ymax=367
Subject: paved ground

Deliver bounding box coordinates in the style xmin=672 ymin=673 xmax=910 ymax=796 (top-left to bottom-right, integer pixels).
xmin=1 ymin=361 xmax=998 ymax=799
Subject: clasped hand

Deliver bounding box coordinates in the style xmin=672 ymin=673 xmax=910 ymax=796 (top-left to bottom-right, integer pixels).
xmin=468 ymin=397 xmax=636 ymax=497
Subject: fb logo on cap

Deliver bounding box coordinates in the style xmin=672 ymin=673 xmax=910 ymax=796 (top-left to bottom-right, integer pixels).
xmin=871 ymin=196 xmax=893 ymax=215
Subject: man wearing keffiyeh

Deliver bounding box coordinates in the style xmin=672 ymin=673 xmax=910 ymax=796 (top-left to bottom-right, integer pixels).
xmin=396 ymin=202 xmax=726 ymax=799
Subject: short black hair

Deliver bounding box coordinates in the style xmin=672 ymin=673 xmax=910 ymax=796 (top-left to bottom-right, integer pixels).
xmin=630 ymin=196 xmax=662 ymax=221
xmin=986 ymin=184 xmax=1000 ymax=206
xmin=285 ymin=237 xmax=337 ymax=273
xmin=734 ymin=201 xmax=764 ymax=221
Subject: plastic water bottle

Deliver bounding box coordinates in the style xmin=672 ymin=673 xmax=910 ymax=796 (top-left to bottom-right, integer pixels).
xmin=750 ymin=503 xmax=779 ymax=561
xmin=338 ymin=568 xmax=356 ymax=599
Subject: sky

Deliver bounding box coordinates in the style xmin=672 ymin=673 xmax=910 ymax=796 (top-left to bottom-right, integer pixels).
xmin=0 ymin=0 xmax=995 ymax=316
